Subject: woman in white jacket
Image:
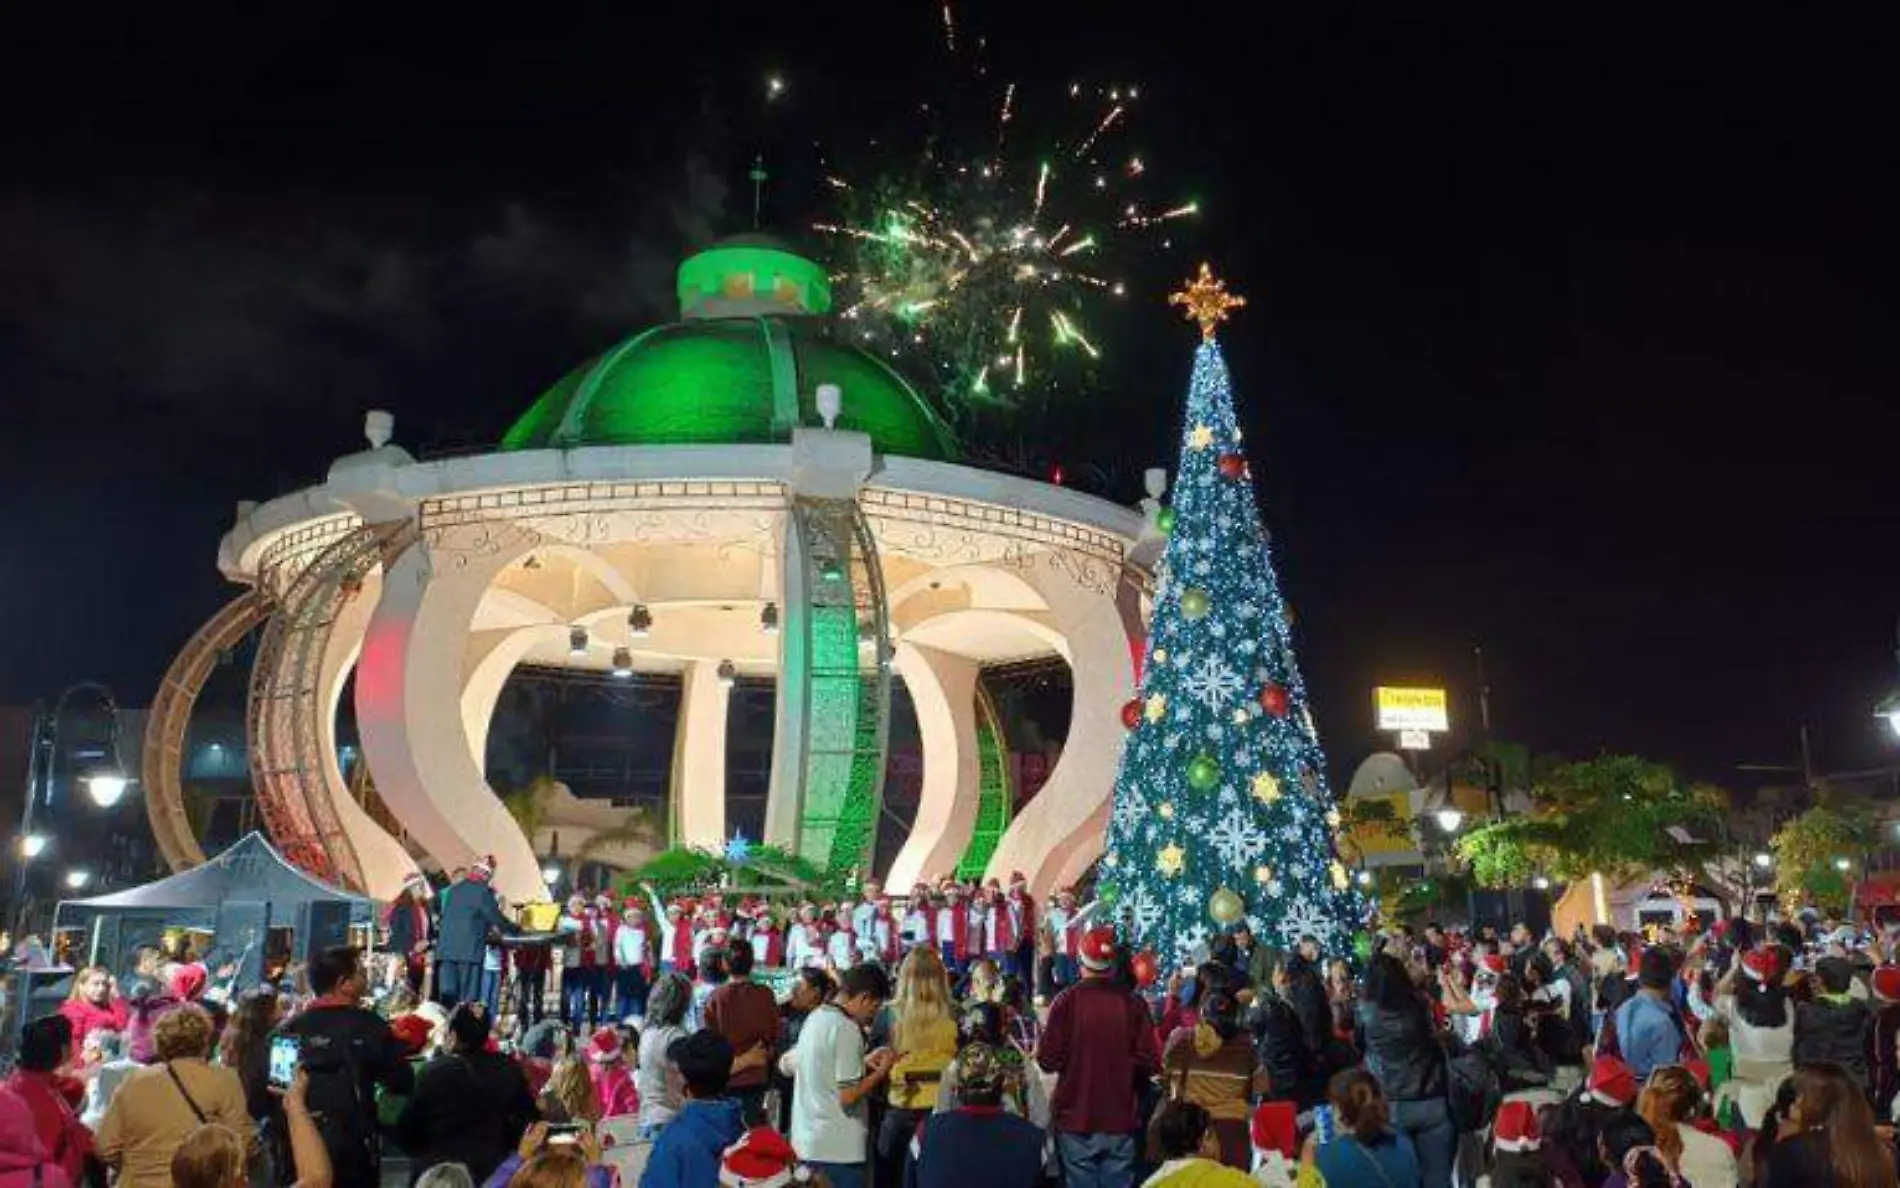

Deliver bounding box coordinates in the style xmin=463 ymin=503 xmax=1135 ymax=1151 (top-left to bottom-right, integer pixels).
xmin=1712 ymin=948 xmax=1794 ymax=1128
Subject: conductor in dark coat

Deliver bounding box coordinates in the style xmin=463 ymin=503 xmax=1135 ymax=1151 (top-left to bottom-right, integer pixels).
xmin=435 ymin=857 xmax=518 ymax=1008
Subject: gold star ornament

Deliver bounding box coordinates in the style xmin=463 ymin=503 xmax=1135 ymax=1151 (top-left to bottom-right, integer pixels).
xmin=1170 ymin=262 xmax=1246 ymax=341
xmin=1188 ymin=423 xmax=1216 ymax=450
xmin=1144 ymin=693 xmax=1168 ymax=723
xmin=1251 ymin=772 xmax=1283 ymax=804
xmin=1158 ymin=842 xmax=1187 ymax=877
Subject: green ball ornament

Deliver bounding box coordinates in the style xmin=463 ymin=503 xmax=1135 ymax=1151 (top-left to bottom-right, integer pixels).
xmin=1181 ymin=587 xmax=1211 ymax=620
xmin=1099 ymin=883 xmax=1121 ymax=908
xmin=1352 ymin=931 xmax=1375 ymax=962
xmin=1156 ymin=506 xmax=1177 ymax=534
xmin=1186 ymin=753 xmax=1220 ymax=791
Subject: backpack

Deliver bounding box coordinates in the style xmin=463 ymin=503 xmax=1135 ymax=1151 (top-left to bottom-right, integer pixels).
xmin=1444 ymin=1044 xmax=1502 ymax=1134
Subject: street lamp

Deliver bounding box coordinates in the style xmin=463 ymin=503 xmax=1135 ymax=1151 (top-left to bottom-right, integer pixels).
xmin=541 ymin=865 xmax=562 ymax=887
xmin=1753 ymin=852 xmax=1773 ymax=869
xmin=1434 ymin=808 xmax=1465 ymax=833
xmin=83 ymin=772 xmax=129 ymax=808
xmin=7 ymin=682 xmax=129 ymax=945
xmin=63 ymin=870 xmax=90 ymax=891
xmin=1532 ymin=875 xmax=1552 ymax=891
xmin=1835 ymin=856 xmax=1854 ymax=873
xmin=1874 ymin=619 xmax=1900 ymax=737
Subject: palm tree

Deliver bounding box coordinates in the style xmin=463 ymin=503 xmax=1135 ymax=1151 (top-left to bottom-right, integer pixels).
xmin=572 ymin=808 xmax=661 ymax=881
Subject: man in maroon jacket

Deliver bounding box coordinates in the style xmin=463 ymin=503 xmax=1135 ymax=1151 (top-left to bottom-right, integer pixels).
xmin=1036 ymin=926 xmax=1160 ymax=1188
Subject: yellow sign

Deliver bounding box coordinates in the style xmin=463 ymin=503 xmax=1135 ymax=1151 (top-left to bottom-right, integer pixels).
xmin=1374 ymin=686 xmax=1450 ymax=733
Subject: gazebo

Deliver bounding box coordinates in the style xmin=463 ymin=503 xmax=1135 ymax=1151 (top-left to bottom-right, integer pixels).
xmin=143 ymin=237 xmax=1157 ymax=906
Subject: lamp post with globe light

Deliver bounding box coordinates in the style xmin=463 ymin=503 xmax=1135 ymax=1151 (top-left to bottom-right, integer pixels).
xmin=7 ymin=683 xmax=133 ymax=951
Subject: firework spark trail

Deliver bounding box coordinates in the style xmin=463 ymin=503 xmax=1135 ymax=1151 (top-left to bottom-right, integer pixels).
xmin=817 ymin=78 xmax=1196 ymax=407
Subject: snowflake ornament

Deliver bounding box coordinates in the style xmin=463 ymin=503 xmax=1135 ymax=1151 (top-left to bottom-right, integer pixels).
xmin=1208 ymin=816 xmax=1269 ymax=868
xmin=1181 ymin=655 xmax=1246 ymax=712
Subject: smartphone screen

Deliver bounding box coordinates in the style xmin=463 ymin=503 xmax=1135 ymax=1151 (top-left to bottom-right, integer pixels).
xmin=268 ymin=1034 xmax=300 ymax=1090
xmin=546 ymin=1124 xmax=584 ymax=1146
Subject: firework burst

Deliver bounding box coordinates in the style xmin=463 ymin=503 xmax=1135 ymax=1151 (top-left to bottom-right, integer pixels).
xmin=816 ymin=81 xmax=1196 ymax=412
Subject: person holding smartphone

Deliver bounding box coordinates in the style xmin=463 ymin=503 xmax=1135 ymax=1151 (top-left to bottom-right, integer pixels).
xmin=790 ymin=963 xmax=897 ymax=1188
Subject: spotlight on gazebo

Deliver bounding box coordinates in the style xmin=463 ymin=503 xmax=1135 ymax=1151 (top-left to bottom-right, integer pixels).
xmin=717 ymin=660 xmax=738 ymax=687
xmin=611 ymin=647 xmax=634 ymax=678
xmin=64 ymin=869 xmax=90 ymax=890
xmin=760 ymin=603 xmax=780 ymax=635
xmin=569 ymin=626 xmax=589 ymax=657
xmin=628 ymin=605 xmax=654 ymax=638
xmin=19 ymin=834 xmax=47 ymax=859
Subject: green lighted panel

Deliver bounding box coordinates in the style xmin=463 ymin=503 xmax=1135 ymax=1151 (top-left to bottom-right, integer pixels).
xmin=793 ymin=500 xmax=892 ymax=876
xmin=954 ymin=684 xmax=1013 ymax=879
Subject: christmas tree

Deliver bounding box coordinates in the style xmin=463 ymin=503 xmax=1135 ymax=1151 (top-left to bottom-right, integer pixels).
xmin=1101 ymin=265 xmax=1362 ymax=966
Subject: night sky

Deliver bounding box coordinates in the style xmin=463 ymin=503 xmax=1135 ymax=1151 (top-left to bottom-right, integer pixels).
xmin=4 ymin=3 xmax=1898 ymax=787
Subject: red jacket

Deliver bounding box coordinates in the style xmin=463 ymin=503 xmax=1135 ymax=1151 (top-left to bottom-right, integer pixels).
xmin=1036 ymin=977 xmax=1161 ymax=1135
xmin=57 ymin=997 xmax=128 ymax=1065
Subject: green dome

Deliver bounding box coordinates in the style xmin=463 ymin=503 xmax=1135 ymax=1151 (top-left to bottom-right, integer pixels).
xmin=501 ymin=241 xmax=955 ymax=460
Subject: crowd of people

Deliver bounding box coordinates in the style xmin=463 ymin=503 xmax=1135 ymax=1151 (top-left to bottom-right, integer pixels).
xmin=12 ymin=878 xmax=1900 ymax=1188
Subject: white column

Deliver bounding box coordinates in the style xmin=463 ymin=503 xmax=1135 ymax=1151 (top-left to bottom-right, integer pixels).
xmin=671 ymin=660 xmax=732 ymax=850
xmin=885 ymin=643 xmax=980 ymax=889
xmin=315 ymin=569 xmax=425 ymax=901
xmin=763 ymin=512 xmax=809 ymax=849
xmin=982 ymin=554 xmax=1135 ymax=902
xmin=356 ymin=541 xmax=543 ymax=906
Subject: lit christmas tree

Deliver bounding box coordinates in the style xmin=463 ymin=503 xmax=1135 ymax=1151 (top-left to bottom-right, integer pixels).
xmin=1101 ymin=264 xmax=1363 ymax=966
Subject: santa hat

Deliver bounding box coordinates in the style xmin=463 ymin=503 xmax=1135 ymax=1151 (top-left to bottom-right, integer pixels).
xmin=1478 ymin=953 xmax=1508 ymax=976
xmin=1742 ymin=949 xmax=1778 ymax=983
xmin=666 ymin=903 xmax=685 ymax=917
xmin=719 ymin=1125 xmax=807 ymax=1188
xmin=1250 ymin=1101 xmax=1298 ymax=1160
xmin=1874 ymin=965 xmax=1900 ymax=1003
xmin=168 ymin=964 xmax=207 ymax=1002
xmin=469 ymin=857 xmax=494 ymax=882
xmin=390 ymin=1014 xmax=434 ymax=1056
xmin=1586 ymin=1055 xmax=1638 ymax=1107
xmin=586 ymin=1026 xmax=624 ymax=1064
xmin=1493 ymin=1100 xmax=1540 ymax=1153
xmin=1079 ymin=926 xmax=1118 ymax=972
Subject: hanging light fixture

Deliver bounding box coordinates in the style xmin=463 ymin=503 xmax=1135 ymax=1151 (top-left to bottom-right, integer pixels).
xmin=760 ymin=603 xmax=780 ymax=634
xmin=611 ymin=647 xmax=633 ymax=678
xmin=716 ymin=660 xmax=738 ymax=687
xmin=568 ymin=626 xmax=589 ymax=656
xmin=628 ymin=605 xmax=653 ymax=638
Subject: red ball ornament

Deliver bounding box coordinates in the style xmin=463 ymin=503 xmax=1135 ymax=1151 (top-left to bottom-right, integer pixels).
xmin=1260 ymin=683 xmax=1291 ymax=718
xmin=1131 ymin=950 xmax=1160 ymax=988
xmin=1120 ymin=699 xmax=1143 ymax=730
xmin=1217 ymin=453 xmax=1247 ymax=480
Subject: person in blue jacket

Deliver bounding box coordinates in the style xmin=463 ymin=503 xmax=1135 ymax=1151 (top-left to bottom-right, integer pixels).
xmin=435 ymin=857 xmax=519 ymax=1009
xmin=641 ymin=1030 xmax=745 ymax=1188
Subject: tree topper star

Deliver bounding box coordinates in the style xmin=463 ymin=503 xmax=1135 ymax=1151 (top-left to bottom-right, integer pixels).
xmin=1170 ymin=262 xmax=1246 ymax=341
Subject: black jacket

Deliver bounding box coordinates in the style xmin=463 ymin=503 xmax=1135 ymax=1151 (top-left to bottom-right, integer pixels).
xmin=1284 ymin=956 xmax=1333 ymax=1056
xmin=436 ymin=878 xmax=517 ymax=964
xmin=275 ymin=1003 xmax=415 ymax=1185
xmin=1249 ymin=993 xmax=1320 ymax=1107
xmin=1355 ymin=1000 xmax=1445 ymax=1103
xmin=396 ymin=1050 xmax=537 ymax=1185
xmin=1795 ymin=997 xmax=1872 ymax=1090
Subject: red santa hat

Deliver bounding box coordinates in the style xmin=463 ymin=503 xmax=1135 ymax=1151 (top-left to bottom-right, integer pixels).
xmin=390 ymin=1014 xmax=434 ymax=1057
xmin=1478 ymin=953 xmax=1508 ymax=976
xmin=586 ymin=1026 xmax=624 ymax=1064
xmin=1874 ymin=965 xmax=1900 ymax=1003
xmin=665 ymin=902 xmax=685 ymax=917
xmin=719 ymin=1125 xmax=807 ymax=1188
xmin=469 ymin=856 xmax=494 ymax=882
xmin=1742 ymin=949 xmax=1778 ymax=983
xmin=1079 ymin=926 xmax=1118 ymax=972
xmin=168 ymin=964 xmax=207 ymax=1002
xmin=1493 ymin=1100 xmax=1541 ymax=1153
xmin=1586 ymin=1055 xmax=1638 ymax=1107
